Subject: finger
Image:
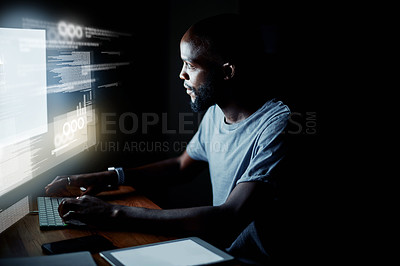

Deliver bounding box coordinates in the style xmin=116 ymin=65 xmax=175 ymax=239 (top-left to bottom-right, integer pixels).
xmin=81 ymin=185 xmax=101 ymax=196
xmin=45 ymin=178 xmax=68 ymax=194
xmin=46 ymin=187 xmax=68 ymax=197
xmin=58 ymin=198 xmax=81 ymax=216
xmin=58 ymin=200 xmax=67 ymax=217
xmin=81 ymin=186 xmax=95 ymax=196
xmin=46 ymin=176 xmax=67 ymax=187
xmin=45 ymin=180 xmax=61 ymax=192
xmin=78 ymin=195 xmax=95 ymax=201
xmin=62 ymin=210 xmax=79 ymax=221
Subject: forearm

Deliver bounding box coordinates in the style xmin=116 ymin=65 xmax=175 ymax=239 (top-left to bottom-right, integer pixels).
xmin=59 ymin=183 xmax=264 ymax=248
xmin=114 ymin=204 xmax=239 ymax=246
xmin=123 ymin=157 xmax=183 ymax=187
xmin=123 ymin=152 xmax=206 ymax=188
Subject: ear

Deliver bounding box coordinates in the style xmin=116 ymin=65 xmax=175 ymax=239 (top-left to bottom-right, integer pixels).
xmin=222 ymin=63 xmax=236 ymax=80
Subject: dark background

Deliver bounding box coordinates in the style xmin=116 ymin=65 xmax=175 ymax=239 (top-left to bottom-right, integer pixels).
xmin=0 ymin=0 xmax=324 ymax=202
xmin=1 ymin=0 xmax=329 ymax=261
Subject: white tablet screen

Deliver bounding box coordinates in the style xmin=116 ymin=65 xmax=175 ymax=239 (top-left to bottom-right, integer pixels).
xmin=110 ymin=239 xmax=224 ymax=265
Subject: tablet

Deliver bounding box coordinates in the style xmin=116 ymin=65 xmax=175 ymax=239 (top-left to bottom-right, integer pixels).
xmin=100 ymin=237 xmax=234 ymax=266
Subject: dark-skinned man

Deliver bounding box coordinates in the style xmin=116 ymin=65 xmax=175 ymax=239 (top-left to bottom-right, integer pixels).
xmin=45 ymin=14 xmax=290 ymax=265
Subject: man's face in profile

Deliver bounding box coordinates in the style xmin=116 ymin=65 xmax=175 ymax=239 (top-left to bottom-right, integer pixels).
xmin=179 ymin=37 xmax=219 ymax=112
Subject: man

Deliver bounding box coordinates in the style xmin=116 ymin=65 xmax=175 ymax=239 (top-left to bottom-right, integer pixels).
xmin=46 ymin=14 xmax=290 ymax=264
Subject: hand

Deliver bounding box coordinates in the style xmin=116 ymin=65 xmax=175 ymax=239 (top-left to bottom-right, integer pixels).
xmin=45 ymin=171 xmax=118 ymax=197
xmin=44 ymin=175 xmax=75 ymax=197
xmin=58 ymin=195 xmax=120 ymax=227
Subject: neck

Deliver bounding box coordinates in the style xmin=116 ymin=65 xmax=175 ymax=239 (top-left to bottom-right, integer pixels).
xmin=215 ymin=82 xmax=266 ymax=124
xmin=218 ymin=101 xmax=259 ymax=124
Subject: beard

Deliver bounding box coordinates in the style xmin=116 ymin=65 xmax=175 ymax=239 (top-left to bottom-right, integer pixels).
xmin=189 ymin=76 xmax=218 ymax=112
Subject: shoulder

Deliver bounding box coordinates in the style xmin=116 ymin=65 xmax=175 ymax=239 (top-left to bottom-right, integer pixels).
xmin=258 ymin=99 xmax=291 ymax=127
xmin=205 ymin=104 xmax=220 ymax=118
xmin=265 ymin=99 xmax=290 ymax=117
xmin=199 ymin=104 xmax=221 ymax=125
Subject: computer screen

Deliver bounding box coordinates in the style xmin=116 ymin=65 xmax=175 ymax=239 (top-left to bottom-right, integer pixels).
xmin=1 ymin=27 xmax=50 ymax=196
xmin=0 ymin=9 xmax=133 ymax=214
xmin=0 ymin=26 xmax=98 ymax=198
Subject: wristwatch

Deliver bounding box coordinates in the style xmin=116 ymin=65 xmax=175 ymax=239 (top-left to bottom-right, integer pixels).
xmin=108 ymin=167 xmax=125 ymax=185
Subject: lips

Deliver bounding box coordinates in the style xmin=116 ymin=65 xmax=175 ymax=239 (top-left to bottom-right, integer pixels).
xmin=184 ymin=83 xmax=196 ymax=103
xmin=186 ymin=89 xmax=195 ymax=96
xmin=184 ymin=84 xmax=194 ymax=94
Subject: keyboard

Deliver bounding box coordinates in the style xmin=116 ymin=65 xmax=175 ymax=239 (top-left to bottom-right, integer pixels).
xmin=37 ymin=197 xmax=67 ymax=230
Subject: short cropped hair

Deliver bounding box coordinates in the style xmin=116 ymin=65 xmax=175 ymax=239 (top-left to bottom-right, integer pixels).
xmin=189 ymin=14 xmax=265 ymax=68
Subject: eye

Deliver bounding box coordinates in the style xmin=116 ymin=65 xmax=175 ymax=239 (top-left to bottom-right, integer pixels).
xmin=185 ymin=61 xmax=195 ymax=70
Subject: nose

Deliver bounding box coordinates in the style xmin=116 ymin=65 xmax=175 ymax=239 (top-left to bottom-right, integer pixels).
xmin=179 ymin=65 xmax=189 ymax=80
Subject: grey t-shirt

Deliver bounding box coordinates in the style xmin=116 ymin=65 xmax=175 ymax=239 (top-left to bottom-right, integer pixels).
xmin=187 ymin=99 xmax=290 ymax=205
xmin=186 ymin=99 xmax=290 ymax=262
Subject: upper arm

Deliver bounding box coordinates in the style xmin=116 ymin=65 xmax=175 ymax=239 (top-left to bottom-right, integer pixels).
xmin=194 ymin=181 xmax=275 ymax=246
xmin=177 ymin=150 xmax=208 ymax=176
xmin=220 ymin=181 xmax=275 ymax=227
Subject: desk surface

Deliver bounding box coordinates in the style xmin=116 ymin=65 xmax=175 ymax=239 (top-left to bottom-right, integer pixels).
xmin=0 ymin=187 xmax=173 ymax=265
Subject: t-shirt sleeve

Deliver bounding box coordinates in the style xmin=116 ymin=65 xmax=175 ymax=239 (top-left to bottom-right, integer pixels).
xmin=186 ymin=124 xmax=208 ymax=162
xmin=237 ymin=112 xmax=289 ymax=184
xmin=186 ymin=110 xmax=211 ymax=162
